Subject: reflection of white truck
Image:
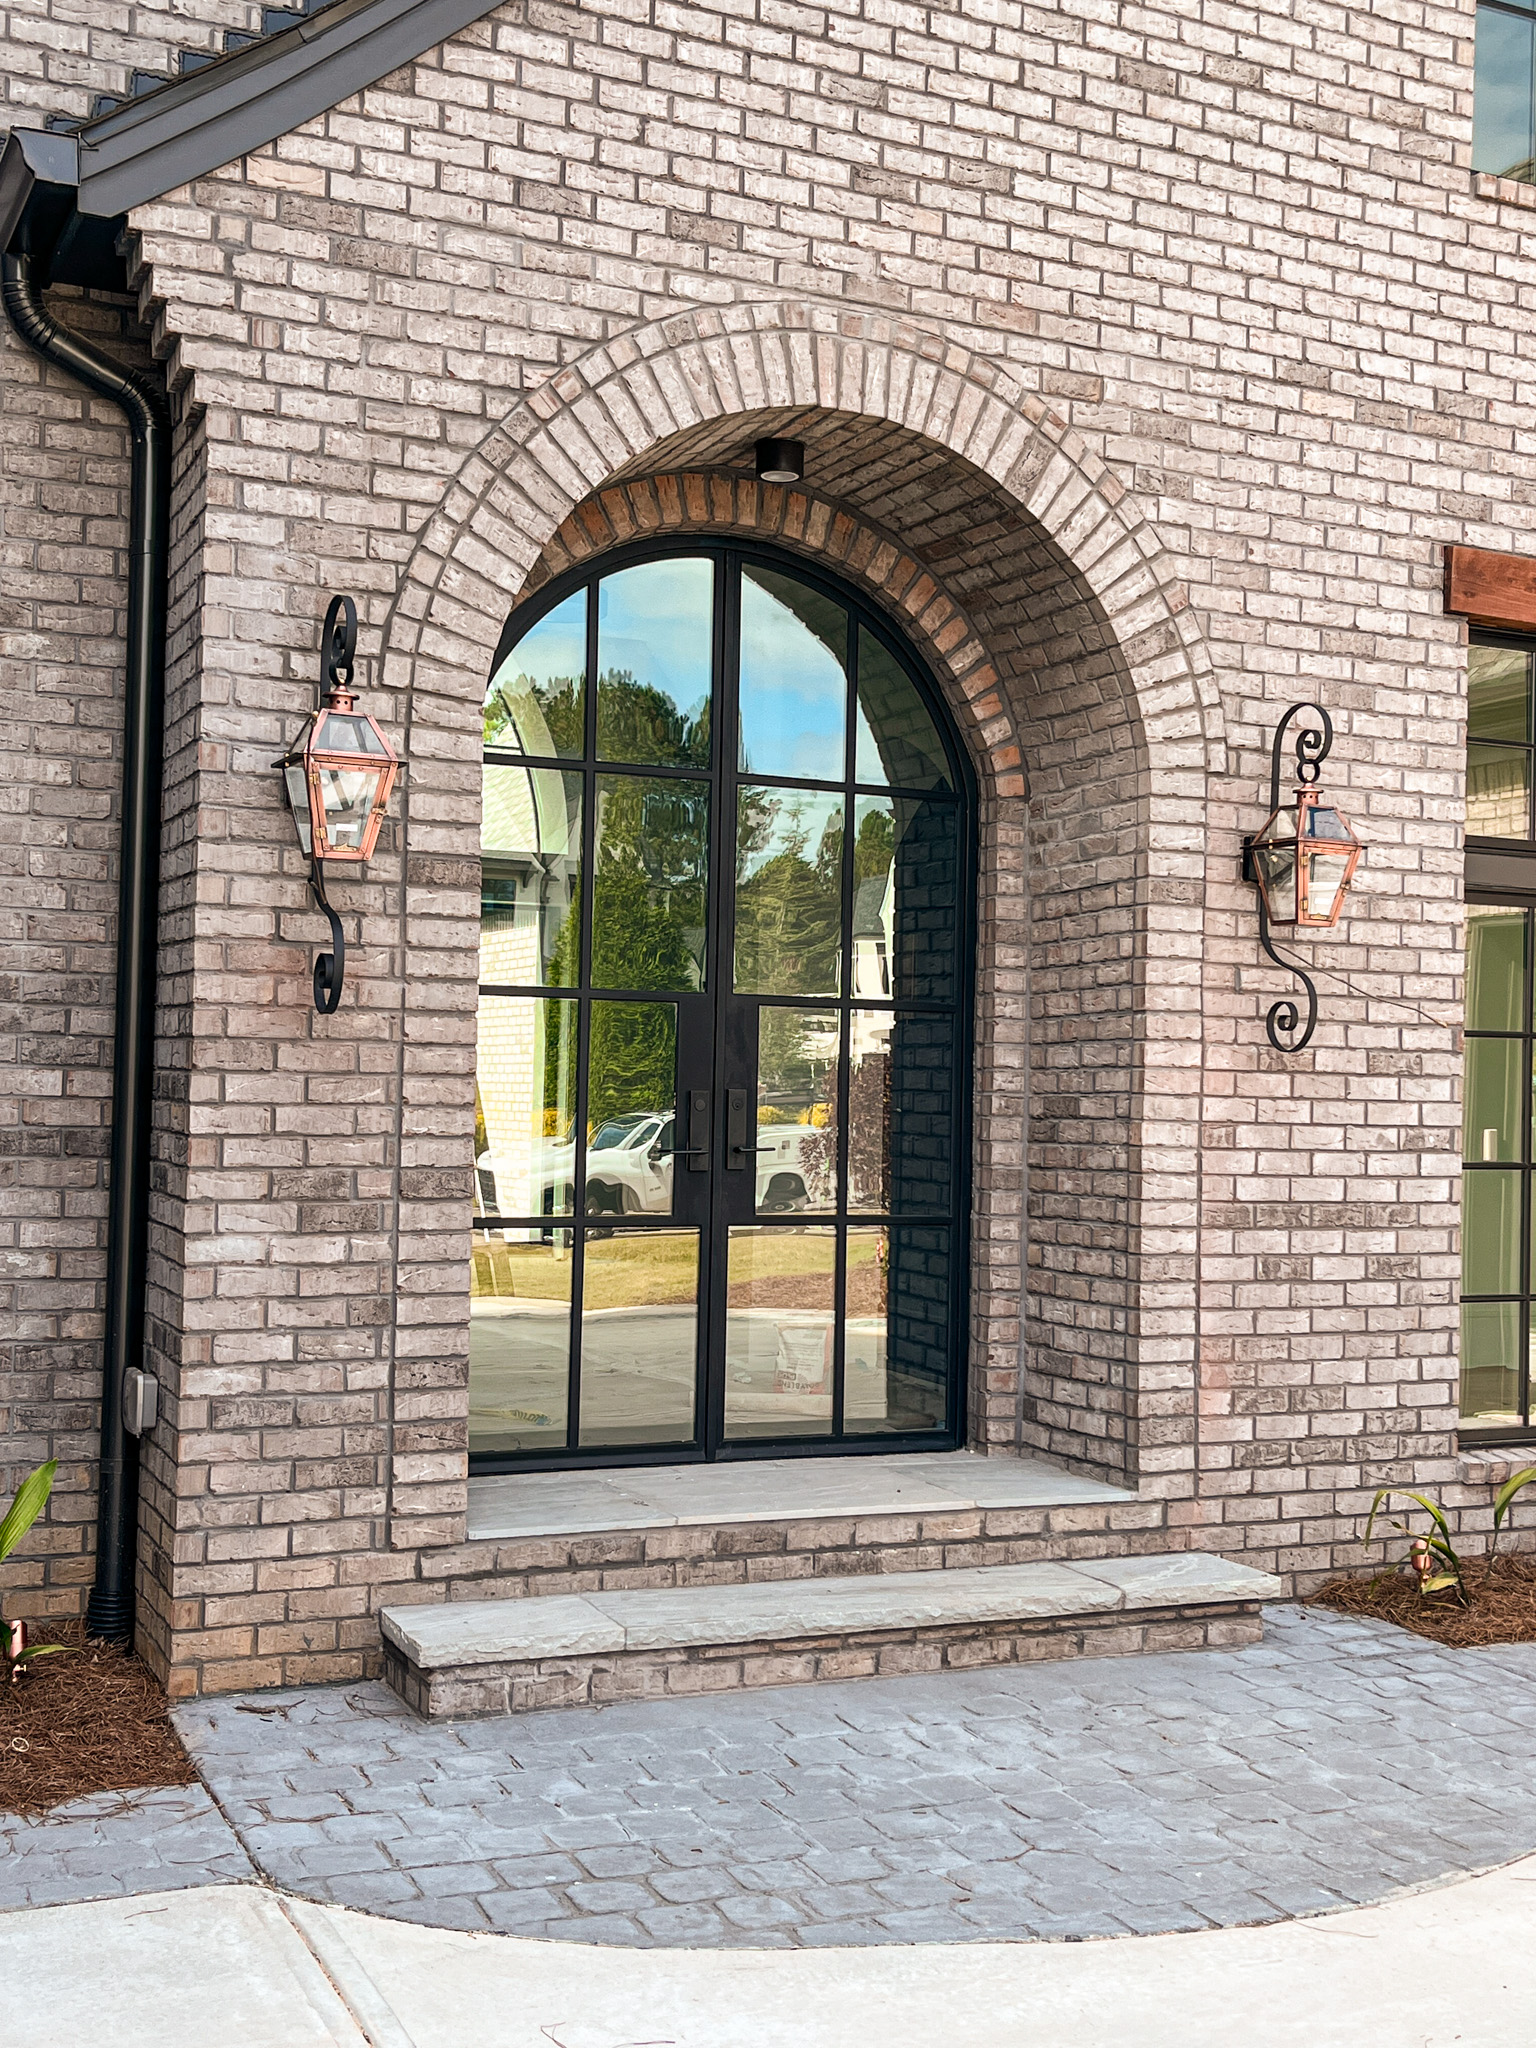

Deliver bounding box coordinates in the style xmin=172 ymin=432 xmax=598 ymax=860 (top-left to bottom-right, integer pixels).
xmin=475 ymin=1111 xmax=829 ymax=1219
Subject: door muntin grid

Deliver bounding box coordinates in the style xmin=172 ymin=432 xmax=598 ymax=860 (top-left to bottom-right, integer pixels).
xmin=471 ymin=543 xmax=975 ymax=1468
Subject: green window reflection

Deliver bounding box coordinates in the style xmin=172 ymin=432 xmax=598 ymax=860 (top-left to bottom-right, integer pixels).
xmin=855 ymin=630 xmax=952 ymax=791
xmin=1465 ymin=1038 xmax=1524 ymax=1162
xmin=738 ymin=566 xmax=848 ymax=780
xmin=1465 ymin=1170 xmax=1522 ymax=1294
xmin=485 ymin=588 xmax=585 ymax=758
xmin=596 ymin=558 xmax=712 ymax=766
xmin=583 ymin=1000 xmax=677 ymax=1220
xmin=1467 ymin=907 xmax=1527 ymax=1031
xmin=734 ymin=786 xmax=844 ymax=995
xmin=474 ymin=996 xmax=578 ymax=1219
xmin=480 ymin=765 xmax=582 ymax=987
xmin=469 ymin=1230 xmax=571 ymax=1456
xmin=592 ymin=775 xmax=708 ymax=992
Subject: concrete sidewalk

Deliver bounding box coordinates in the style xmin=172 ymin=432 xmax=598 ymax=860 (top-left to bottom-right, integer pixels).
xmin=6 ymin=1858 xmax=1530 ymax=2048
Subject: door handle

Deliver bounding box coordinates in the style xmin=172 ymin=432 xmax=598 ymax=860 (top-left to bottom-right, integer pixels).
xmin=726 ymin=1087 xmax=753 ymax=1168
xmin=673 ymin=1088 xmax=709 ymax=1171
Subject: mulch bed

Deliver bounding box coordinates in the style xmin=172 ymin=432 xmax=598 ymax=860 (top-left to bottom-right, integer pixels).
xmin=1309 ymin=1551 xmax=1536 ymax=1649
xmin=0 ymin=1620 xmax=198 ymax=1818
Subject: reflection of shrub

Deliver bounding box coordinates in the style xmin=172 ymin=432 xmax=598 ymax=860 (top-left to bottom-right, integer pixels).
xmin=757 ymin=1106 xmax=795 ymax=1126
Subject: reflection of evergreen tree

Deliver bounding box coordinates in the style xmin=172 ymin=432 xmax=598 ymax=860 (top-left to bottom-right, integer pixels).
xmin=596 ymin=667 xmax=709 ymax=766
xmin=853 ymin=804 xmax=894 ymax=885
xmin=533 ymin=666 xmax=709 ymax=1130
xmin=734 ymin=792 xmax=843 ymax=993
xmin=484 ymin=670 xmax=583 ymax=754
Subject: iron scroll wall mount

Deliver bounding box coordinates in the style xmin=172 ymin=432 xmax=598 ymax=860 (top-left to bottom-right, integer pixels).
xmin=307 ymin=596 xmax=356 ymax=1015
xmin=1245 ymin=701 xmax=1334 ymax=1054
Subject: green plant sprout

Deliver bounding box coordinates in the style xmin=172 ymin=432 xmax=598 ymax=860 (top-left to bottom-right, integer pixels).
xmin=1488 ymin=1465 xmax=1536 ymax=1564
xmin=1364 ymin=1487 xmax=1469 ymax=1606
xmin=0 ymin=1460 xmax=67 ymax=1681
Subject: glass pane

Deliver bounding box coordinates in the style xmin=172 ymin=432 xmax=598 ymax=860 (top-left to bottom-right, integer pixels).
xmin=734 ymin=786 xmax=844 ymax=995
xmin=1464 ymin=1037 xmax=1524 ymax=1162
xmin=756 ymin=1008 xmax=838 ymax=1214
xmin=1470 ymin=645 xmax=1532 ymax=744
xmin=1302 ymin=849 xmax=1352 ymax=925
xmin=313 ymin=763 xmax=380 ymax=852
xmin=843 ymin=1226 xmax=949 ymax=1435
xmin=475 ymin=996 xmax=577 ymax=1219
xmin=738 ymin=565 xmax=848 ymax=780
xmin=578 ymin=1228 xmax=698 ymax=1446
xmin=480 ymin=766 xmax=582 ymax=987
xmin=1460 ymin=1300 xmax=1522 ymax=1424
xmin=583 ymin=1001 xmax=677 ymax=1220
xmin=724 ymin=1226 xmax=836 ymax=1440
xmin=593 ymin=775 xmax=708 ymax=991
xmin=1474 ymin=2 xmax=1536 ymax=179
xmin=855 ymin=630 xmax=952 ymax=790
xmin=854 ymin=796 xmax=961 ymax=1004
xmin=848 ymin=1010 xmax=955 ymax=1215
xmin=469 ymin=1229 xmax=571 ymax=1455
xmin=319 ymin=713 xmax=389 ymax=758
xmin=596 ymin=558 xmax=712 ymax=767
xmin=1467 ymin=907 xmax=1527 ymax=1032
xmin=1464 ymin=1169 xmax=1521 ymax=1295
xmin=485 ymin=589 xmax=586 ymax=758
xmin=1468 ymin=743 xmax=1530 ymax=839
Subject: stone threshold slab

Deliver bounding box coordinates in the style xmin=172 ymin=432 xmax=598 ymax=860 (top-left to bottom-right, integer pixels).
xmin=382 ymin=1553 xmax=1281 ymax=1670
xmin=466 ymin=1450 xmax=1134 ymax=1543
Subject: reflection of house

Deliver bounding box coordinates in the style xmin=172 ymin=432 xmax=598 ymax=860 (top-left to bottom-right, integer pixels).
xmin=851 ymin=870 xmax=893 ymax=998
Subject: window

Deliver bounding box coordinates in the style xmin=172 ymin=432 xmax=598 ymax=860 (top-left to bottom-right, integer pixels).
xmin=470 ymin=546 xmax=974 ymax=1468
xmin=1463 ymin=636 xmax=1536 ymax=1433
xmin=1475 ymin=0 xmax=1536 ymax=184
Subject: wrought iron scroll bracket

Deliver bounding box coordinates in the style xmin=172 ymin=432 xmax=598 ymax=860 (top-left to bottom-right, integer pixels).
xmin=1256 ymin=898 xmax=1318 ymax=1053
xmin=309 ymin=857 xmax=345 ymax=1015
xmin=1267 ymin=699 xmax=1333 ymax=811
xmin=323 ymin=593 xmax=357 ymax=700
xmin=1249 ymin=701 xmax=1334 ymax=1055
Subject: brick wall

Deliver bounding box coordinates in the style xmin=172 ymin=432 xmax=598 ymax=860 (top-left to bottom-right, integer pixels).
xmin=0 ymin=0 xmax=1487 ymax=1683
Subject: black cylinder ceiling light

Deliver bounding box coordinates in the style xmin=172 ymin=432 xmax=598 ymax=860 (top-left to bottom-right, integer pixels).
xmin=755 ymin=437 xmax=804 ymax=484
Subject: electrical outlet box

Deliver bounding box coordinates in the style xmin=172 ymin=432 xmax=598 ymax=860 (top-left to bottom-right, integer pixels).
xmin=122 ymin=1367 xmax=159 ymax=1437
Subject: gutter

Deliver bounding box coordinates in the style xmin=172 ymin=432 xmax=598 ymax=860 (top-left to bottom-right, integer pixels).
xmin=1 ymin=130 xmax=170 ymax=1644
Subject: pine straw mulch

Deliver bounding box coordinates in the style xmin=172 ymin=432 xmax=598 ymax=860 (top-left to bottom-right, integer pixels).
xmin=0 ymin=1619 xmax=198 ymax=1818
xmin=1308 ymin=1551 xmax=1536 ymax=1649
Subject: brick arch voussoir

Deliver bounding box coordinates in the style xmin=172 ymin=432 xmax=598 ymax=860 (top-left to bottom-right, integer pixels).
xmin=381 ymin=301 xmax=1225 ymax=805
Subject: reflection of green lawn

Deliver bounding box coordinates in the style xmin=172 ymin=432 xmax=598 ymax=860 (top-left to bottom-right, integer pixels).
xmin=473 ymin=1225 xmax=887 ymax=1315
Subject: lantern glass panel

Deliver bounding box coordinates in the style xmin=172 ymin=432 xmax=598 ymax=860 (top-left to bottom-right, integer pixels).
xmin=1303 ymin=848 xmax=1352 ymax=925
xmin=285 ymin=760 xmax=313 ymax=855
xmin=318 ymin=712 xmax=390 ymax=757
xmin=315 ymin=762 xmax=386 ymax=853
xmin=1251 ymin=817 xmax=1298 ymax=921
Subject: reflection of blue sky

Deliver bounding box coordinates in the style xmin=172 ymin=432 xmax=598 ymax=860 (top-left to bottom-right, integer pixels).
xmin=598 ymin=558 xmax=712 ymax=723
xmin=489 ymin=590 xmax=586 ymax=752
xmin=738 ymin=786 xmax=844 ymax=885
xmin=739 ymin=572 xmax=847 ymax=780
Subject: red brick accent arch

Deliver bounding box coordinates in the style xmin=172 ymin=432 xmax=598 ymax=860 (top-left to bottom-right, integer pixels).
xmin=376 ymin=299 xmax=1224 ymax=1515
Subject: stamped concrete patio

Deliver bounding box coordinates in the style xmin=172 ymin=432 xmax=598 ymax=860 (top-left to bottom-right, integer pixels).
xmin=6 ymin=1604 xmax=1536 ymax=1947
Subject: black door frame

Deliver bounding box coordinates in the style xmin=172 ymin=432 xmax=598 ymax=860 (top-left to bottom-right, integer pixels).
xmin=470 ymin=536 xmax=977 ymax=1473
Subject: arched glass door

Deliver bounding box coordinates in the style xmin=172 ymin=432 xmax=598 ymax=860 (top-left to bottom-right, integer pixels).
xmin=470 ymin=544 xmax=974 ymax=1468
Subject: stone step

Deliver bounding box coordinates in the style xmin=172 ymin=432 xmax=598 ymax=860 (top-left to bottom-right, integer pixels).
xmin=424 ymin=1451 xmax=1167 ymax=1605
xmin=381 ymin=1552 xmax=1282 ymax=1718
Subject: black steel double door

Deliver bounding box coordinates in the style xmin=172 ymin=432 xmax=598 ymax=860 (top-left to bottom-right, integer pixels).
xmin=469 ymin=542 xmax=971 ymax=1469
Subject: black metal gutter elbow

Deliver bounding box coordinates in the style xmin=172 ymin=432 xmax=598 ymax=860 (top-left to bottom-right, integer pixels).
xmin=1 ymin=233 xmax=170 ymax=1646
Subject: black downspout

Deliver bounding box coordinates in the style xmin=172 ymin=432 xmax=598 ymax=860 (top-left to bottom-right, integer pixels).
xmin=2 ymin=249 xmax=169 ymax=1645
